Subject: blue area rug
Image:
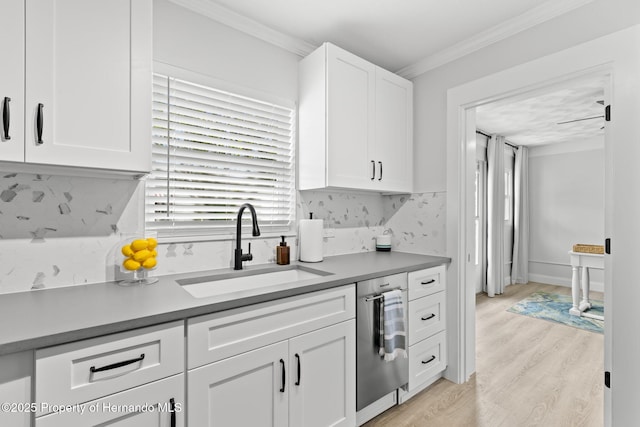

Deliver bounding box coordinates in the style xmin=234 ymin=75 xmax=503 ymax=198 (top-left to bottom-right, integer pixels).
xmin=507 ymin=291 xmax=604 ymax=334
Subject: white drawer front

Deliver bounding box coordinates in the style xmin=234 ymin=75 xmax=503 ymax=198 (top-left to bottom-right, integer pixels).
xmin=36 ymin=321 xmax=184 ymax=416
xmin=188 ymin=285 xmax=355 ymax=369
xmin=408 ymin=265 xmax=446 ymax=300
xmin=36 ymin=374 xmax=184 ymax=427
xmin=408 ymin=291 xmax=445 ymax=346
xmin=408 ymin=331 xmax=446 ymax=391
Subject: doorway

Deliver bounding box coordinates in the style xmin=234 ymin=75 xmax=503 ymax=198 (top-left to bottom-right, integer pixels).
xmin=445 ymin=26 xmax=640 ymax=426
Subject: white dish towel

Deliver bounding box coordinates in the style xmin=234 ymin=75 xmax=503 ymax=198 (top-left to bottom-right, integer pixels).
xmin=377 ymin=289 xmax=407 ymax=361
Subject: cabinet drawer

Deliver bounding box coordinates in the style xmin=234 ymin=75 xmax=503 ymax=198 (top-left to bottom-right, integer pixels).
xmin=408 ymin=331 xmax=446 ymax=391
xmin=188 ymin=285 xmax=355 ymax=369
xmin=408 ymin=291 xmax=445 ymax=346
xmin=36 ymin=374 xmax=184 ymax=426
xmin=408 ymin=265 xmax=446 ymax=300
xmin=35 ymin=321 xmax=184 ymax=416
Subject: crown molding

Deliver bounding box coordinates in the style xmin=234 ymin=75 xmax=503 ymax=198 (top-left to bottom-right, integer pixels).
xmin=168 ymin=0 xmax=317 ymax=57
xmin=396 ymin=0 xmax=596 ymax=79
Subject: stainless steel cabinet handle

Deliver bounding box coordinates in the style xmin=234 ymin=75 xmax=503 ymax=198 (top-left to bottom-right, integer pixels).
xmin=421 ymin=313 xmax=436 ymax=321
xmin=2 ymin=97 xmax=10 ymax=140
xmin=421 ymin=355 xmax=436 ymax=365
xmin=378 ymin=161 xmax=382 ymax=181
xmin=371 ymin=160 xmax=375 ymax=180
xmin=279 ymin=359 xmax=286 ymax=392
xmin=36 ymin=103 xmax=44 ymax=144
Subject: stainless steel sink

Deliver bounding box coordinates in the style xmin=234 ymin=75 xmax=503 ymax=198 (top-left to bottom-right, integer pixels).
xmin=177 ymin=265 xmax=332 ymax=298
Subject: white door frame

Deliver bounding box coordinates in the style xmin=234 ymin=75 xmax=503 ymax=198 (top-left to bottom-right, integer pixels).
xmin=444 ymin=25 xmax=640 ymax=426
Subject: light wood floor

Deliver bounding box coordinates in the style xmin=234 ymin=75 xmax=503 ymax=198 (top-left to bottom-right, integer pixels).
xmin=364 ymin=282 xmax=604 ymax=427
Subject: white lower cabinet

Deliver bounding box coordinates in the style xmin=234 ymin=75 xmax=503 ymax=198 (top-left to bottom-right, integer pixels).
xmin=34 ymin=321 xmax=185 ymax=426
xmin=188 ymin=341 xmax=289 ymax=427
xmin=187 ymin=285 xmax=356 ymax=427
xmin=399 ymin=266 xmax=448 ymax=404
xmin=289 ymin=321 xmax=356 ymax=427
xmin=35 ymin=374 xmax=184 ymax=427
xmin=0 ymin=351 xmax=33 ymax=427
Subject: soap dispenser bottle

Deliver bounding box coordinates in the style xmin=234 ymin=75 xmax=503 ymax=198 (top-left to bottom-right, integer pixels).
xmin=276 ymin=236 xmax=290 ymax=265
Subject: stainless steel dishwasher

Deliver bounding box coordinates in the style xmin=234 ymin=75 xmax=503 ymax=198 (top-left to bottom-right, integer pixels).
xmin=356 ymin=272 xmax=408 ymax=411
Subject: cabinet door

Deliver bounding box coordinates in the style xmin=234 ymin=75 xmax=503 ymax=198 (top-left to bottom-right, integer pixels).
xmin=24 ymin=0 xmax=151 ymax=172
xmin=35 ymin=374 xmax=184 ymax=427
xmin=0 ymin=351 xmax=33 ymax=427
xmin=326 ymin=43 xmax=376 ymax=190
xmin=0 ymin=0 xmax=24 ymax=162
xmin=188 ymin=341 xmax=289 ymax=427
xmin=374 ymin=68 xmax=413 ymax=193
xmin=289 ymin=320 xmax=356 ymax=427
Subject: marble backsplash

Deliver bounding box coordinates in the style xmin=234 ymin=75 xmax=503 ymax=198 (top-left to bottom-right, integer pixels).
xmin=0 ymin=171 xmax=446 ymax=294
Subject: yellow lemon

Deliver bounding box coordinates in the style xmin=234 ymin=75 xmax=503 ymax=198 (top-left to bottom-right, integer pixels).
xmin=121 ymin=244 xmax=134 ymax=257
xmin=131 ymin=239 xmax=149 ymax=252
xmin=142 ymin=257 xmax=157 ymax=269
xmin=123 ymin=258 xmax=141 ymax=271
xmin=149 ymin=249 xmax=158 ymax=257
xmin=147 ymin=237 xmax=158 ymax=249
xmin=133 ymin=249 xmax=152 ymax=263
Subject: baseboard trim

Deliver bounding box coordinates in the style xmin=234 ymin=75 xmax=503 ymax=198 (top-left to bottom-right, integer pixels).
xmin=528 ymin=273 xmax=604 ymax=293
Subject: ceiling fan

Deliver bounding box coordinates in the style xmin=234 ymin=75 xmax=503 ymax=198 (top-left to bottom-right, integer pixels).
xmin=556 ymin=100 xmax=605 ymax=129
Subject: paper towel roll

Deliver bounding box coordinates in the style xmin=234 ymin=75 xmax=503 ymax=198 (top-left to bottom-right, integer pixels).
xmin=299 ymin=219 xmax=323 ymax=262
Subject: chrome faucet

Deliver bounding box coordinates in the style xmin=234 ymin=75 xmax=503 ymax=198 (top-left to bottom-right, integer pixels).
xmin=234 ymin=203 xmax=261 ymax=270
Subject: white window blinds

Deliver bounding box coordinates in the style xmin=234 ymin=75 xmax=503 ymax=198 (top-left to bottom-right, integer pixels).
xmin=148 ymin=74 xmax=295 ymax=236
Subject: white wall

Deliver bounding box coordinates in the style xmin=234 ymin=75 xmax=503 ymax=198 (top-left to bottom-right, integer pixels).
xmin=413 ymin=0 xmax=640 ymax=193
xmin=153 ymin=0 xmax=299 ymax=102
xmin=528 ymin=138 xmax=605 ymax=290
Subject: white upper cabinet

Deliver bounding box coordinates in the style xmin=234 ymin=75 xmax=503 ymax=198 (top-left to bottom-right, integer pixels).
xmin=0 ymin=0 xmax=24 ymax=162
xmin=0 ymin=0 xmax=152 ymax=174
xmin=299 ymin=42 xmax=413 ymax=194
xmin=374 ymin=68 xmax=413 ymax=193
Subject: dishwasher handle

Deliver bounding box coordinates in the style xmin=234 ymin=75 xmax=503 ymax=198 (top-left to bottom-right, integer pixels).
xmin=363 ymin=288 xmax=402 ymax=302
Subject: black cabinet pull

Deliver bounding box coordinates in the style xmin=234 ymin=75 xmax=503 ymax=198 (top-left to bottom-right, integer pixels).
xmin=169 ymin=398 xmax=176 ymax=427
xmin=422 ymin=355 xmax=436 ymax=365
xmin=421 ymin=279 xmax=436 ymax=285
xmin=2 ymin=97 xmax=10 ymax=140
xmin=378 ymin=161 xmax=382 ymax=181
xmin=89 ymin=353 xmax=145 ymax=373
xmin=371 ymin=160 xmax=375 ymax=180
xmin=279 ymin=359 xmax=286 ymax=392
xmin=36 ymin=103 xmax=44 ymax=144
xmin=295 ymin=353 xmax=301 ymax=386
xmin=421 ymin=313 xmax=436 ymax=321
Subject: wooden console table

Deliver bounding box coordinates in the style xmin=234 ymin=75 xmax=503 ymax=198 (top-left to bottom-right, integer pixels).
xmin=568 ymin=251 xmax=604 ymax=320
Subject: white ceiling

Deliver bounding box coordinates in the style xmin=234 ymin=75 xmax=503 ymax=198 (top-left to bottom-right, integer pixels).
xmin=476 ymin=74 xmax=606 ymax=146
xmin=174 ymin=0 xmax=594 ymax=75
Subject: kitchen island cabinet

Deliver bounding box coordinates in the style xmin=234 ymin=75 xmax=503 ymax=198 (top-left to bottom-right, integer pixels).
xmin=299 ymin=42 xmax=413 ymax=194
xmin=0 ymin=0 xmax=151 ymax=175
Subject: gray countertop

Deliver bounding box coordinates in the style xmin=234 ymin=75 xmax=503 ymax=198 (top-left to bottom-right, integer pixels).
xmin=0 ymin=251 xmax=450 ymax=356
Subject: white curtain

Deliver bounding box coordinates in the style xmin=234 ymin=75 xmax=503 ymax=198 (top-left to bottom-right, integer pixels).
xmin=486 ymin=135 xmax=505 ymax=297
xmin=511 ymin=146 xmax=529 ymax=284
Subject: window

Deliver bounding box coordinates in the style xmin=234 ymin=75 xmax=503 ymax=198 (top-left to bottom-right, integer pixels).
xmin=147 ymin=73 xmax=295 ymax=238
